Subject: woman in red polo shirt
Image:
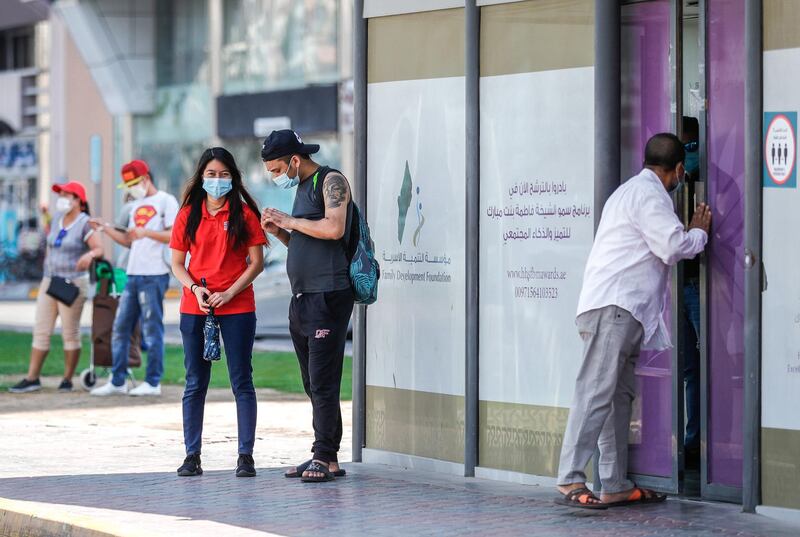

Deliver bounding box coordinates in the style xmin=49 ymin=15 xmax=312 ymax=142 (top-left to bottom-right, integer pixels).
xmin=169 ymin=147 xmax=267 ymax=478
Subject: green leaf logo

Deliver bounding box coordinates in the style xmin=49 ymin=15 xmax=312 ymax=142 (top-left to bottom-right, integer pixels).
xmin=397 ymin=160 xmax=413 ymax=244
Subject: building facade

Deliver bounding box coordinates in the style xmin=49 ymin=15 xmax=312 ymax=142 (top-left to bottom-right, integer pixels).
xmin=54 ymin=0 xmax=354 ymax=235
xmin=0 ymin=1 xmax=50 ymax=284
xmin=351 ymin=0 xmax=800 ymax=522
xmin=0 ymin=0 xmax=353 ymax=285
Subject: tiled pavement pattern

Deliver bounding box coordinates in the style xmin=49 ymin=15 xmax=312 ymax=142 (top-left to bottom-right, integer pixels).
xmin=0 ymin=381 xmax=796 ymax=536
xmin=0 ymin=464 xmax=797 ymax=537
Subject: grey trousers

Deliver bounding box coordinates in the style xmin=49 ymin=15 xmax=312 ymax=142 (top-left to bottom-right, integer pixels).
xmin=557 ymin=305 xmax=644 ymax=493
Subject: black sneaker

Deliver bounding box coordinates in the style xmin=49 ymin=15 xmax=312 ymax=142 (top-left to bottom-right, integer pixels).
xmin=177 ymin=454 xmax=203 ymax=476
xmin=58 ymin=379 xmax=73 ymax=392
xmin=9 ymin=378 xmax=41 ymax=393
xmin=236 ymin=454 xmax=256 ymax=477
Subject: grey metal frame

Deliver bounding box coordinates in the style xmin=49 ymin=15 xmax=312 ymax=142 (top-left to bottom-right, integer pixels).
xmin=351 ymin=0 xmax=367 ymax=463
xmin=464 ymin=0 xmax=480 ymax=478
xmin=595 ymin=0 xmax=622 ymax=232
xmin=696 ymin=0 xmax=712 ymax=500
xmin=590 ymin=0 xmax=621 ymax=493
xmin=741 ymin=0 xmax=762 ymax=513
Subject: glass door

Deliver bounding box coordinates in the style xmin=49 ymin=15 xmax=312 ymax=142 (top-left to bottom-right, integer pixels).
xmin=620 ymin=0 xmax=680 ymax=493
xmin=619 ymin=0 xmax=747 ymax=502
xmin=702 ymin=0 xmax=745 ymax=502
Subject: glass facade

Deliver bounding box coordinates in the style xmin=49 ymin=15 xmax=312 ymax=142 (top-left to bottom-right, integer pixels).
xmin=0 ymin=27 xmax=35 ymax=72
xmin=221 ymin=0 xmax=338 ymax=94
xmin=135 ymin=0 xmax=211 ymax=199
xmin=155 ymin=0 xmax=209 ymax=87
xmin=360 ymin=0 xmax=763 ymax=506
xmin=132 ymin=0 xmax=343 ymax=207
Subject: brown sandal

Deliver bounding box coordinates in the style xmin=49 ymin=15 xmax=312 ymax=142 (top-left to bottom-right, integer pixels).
xmin=554 ymin=487 xmax=608 ymax=510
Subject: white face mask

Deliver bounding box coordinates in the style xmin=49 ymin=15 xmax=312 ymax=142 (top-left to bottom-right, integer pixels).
xmin=271 ymin=159 xmax=300 ymax=189
xmin=55 ymin=196 xmax=73 ymax=213
xmin=128 ymin=182 xmax=148 ymax=200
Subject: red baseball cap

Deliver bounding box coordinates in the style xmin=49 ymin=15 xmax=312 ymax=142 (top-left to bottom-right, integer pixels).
xmin=52 ymin=181 xmax=87 ymax=203
xmin=119 ymin=159 xmax=150 ymax=188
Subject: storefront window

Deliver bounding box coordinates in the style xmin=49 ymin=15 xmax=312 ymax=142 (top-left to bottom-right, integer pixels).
xmin=222 ymin=0 xmax=338 ymax=94
xmin=156 ymin=0 xmax=209 ymax=87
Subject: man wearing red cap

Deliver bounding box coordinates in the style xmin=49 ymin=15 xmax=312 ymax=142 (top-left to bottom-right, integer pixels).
xmin=90 ymin=160 xmax=179 ymax=397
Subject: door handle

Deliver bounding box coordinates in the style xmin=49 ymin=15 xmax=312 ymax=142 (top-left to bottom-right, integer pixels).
xmin=744 ymin=249 xmax=768 ymax=291
xmin=744 ymin=249 xmax=756 ymax=269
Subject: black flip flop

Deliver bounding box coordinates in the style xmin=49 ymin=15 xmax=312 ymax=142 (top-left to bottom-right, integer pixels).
xmin=300 ymin=461 xmax=336 ymax=483
xmin=603 ymin=487 xmax=667 ymax=508
xmin=285 ymin=459 xmax=346 ymax=478
xmin=554 ymin=487 xmax=608 ymax=510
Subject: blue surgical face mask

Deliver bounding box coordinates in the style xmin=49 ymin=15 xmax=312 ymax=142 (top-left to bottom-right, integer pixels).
xmin=203 ymin=178 xmax=233 ymax=199
xmin=271 ymin=159 xmax=300 ymax=189
xmin=684 ymin=142 xmax=700 ymax=177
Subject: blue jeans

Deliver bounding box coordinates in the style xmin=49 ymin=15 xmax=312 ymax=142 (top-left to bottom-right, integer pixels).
xmin=683 ymin=278 xmax=701 ymax=450
xmin=111 ymin=274 xmax=169 ymax=387
xmin=180 ymin=312 xmax=257 ymax=455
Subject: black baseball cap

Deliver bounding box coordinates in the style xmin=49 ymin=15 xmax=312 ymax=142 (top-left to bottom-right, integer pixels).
xmin=261 ymin=129 xmax=320 ymax=161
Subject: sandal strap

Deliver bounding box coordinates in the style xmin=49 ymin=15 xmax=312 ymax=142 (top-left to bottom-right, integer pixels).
xmin=636 ymin=487 xmax=665 ymax=500
xmin=306 ymin=462 xmax=330 ymax=474
xmin=565 ymin=487 xmax=599 ymax=504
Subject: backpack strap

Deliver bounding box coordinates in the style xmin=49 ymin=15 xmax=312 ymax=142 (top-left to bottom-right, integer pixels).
xmin=310 ymin=166 xmax=333 ymax=205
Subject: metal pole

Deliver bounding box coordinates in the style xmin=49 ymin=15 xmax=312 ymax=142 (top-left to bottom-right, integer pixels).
xmin=742 ymin=0 xmax=762 ymax=513
xmin=208 ymin=0 xmax=222 ymax=146
xmin=591 ymin=1 xmax=620 ymax=492
xmin=351 ymin=0 xmax=367 ymax=463
xmin=464 ymin=0 xmax=480 ymax=478
xmin=594 ymin=0 xmax=621 ymax=229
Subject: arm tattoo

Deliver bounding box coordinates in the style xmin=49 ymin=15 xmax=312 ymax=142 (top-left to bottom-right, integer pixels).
xmin=324 ymin=174 xmax=350 ymax=209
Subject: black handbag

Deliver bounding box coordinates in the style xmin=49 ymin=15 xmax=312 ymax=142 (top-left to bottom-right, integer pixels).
xmin=46 ymin=276 xmax=80 ymax=306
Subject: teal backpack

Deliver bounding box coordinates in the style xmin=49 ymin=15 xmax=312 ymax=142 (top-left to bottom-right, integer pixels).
xmin=345 ymin=202 xmax=380 ymax=305
xmin=311 ymin=167 xmax=380 ymax=305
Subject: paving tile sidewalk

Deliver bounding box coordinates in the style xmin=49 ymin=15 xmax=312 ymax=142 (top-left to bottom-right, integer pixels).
xmin=1 ymin=382 xmax=798 ymax=536
xmin=1 ymin=464 xmax=799 ymax=537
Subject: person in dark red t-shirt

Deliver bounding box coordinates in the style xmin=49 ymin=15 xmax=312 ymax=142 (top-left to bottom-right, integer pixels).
xmin=169 ymin=147 xmax=268 ymax=478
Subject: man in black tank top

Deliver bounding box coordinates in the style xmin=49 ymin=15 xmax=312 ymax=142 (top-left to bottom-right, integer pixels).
xmin=260 ymin=130 xmax=354 ymax=482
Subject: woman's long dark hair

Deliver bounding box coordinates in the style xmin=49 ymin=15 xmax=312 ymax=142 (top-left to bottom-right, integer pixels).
xmin=181 ymin=147 xmax=262 ymax=250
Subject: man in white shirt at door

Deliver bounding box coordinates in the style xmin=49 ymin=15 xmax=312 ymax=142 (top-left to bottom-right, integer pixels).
xmin=556 ymin=133 xmax=712 ymax=509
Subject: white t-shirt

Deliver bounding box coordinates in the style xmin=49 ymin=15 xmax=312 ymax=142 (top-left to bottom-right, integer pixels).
xmin=126 ymin=190 xmax=180 ymax=276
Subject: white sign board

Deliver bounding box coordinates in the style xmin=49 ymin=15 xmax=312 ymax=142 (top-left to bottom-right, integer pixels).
xmin=366 ymin=76 xmax=466 ymax=396
xmin=762 ymin=48 xmax=800 ymax=431
xmin=479 ymin=67 xmax=595 ymax=408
